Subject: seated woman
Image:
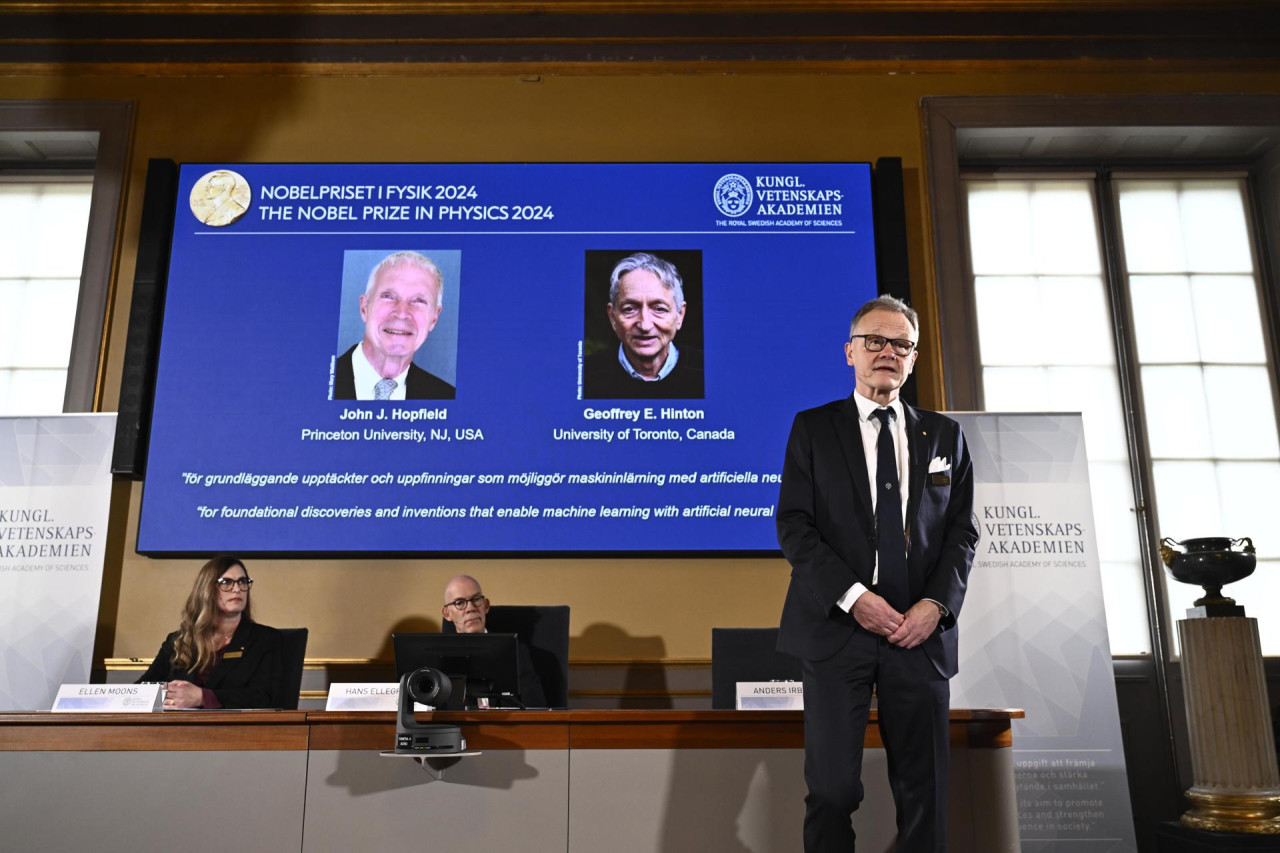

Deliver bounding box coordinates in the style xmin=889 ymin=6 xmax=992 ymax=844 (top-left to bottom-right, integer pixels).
xmin=138 ymin=555 xmax=282 ymax=709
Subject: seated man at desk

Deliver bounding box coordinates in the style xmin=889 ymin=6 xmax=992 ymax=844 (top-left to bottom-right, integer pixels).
xmin=441 ymin=575 xmax=547 ymax=708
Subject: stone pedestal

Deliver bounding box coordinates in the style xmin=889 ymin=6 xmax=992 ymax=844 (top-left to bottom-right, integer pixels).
xmin=1178 ymin=617 xmax=1280 ymax=834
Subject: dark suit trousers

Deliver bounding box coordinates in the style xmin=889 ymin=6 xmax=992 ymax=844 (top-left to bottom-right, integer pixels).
xmin=801 ymin=628 xmax=951 ymax=853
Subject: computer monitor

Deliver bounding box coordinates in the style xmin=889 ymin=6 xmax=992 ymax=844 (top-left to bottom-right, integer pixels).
xmin=392 ymin=632 xmax=521 ymax=710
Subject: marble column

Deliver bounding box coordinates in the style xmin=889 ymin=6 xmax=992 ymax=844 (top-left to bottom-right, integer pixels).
xmin=1177 ymin=616 xmax=1280 ymax=834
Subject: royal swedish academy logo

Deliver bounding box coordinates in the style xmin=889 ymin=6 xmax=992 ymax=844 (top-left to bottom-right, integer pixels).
xmin=713 ymin=174 xmax=752 ymax=218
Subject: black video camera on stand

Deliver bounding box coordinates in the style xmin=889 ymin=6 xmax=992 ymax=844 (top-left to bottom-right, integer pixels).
xmin=394 ymin=667 xmax=465 ymax=754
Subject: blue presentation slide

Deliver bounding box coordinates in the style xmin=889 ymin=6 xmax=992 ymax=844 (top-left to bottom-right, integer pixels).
xmin=138 ymin=162 xmax=878 ymax=554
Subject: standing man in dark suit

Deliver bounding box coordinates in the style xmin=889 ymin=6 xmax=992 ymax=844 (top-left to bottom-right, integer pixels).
xmin=333 ymin=250 xmax=455 ymax=400
xmin=776 ymin=295 xmax=978 ymax=852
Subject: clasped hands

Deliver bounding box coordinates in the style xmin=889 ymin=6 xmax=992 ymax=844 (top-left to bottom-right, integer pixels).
xmin=852 ymin=592 xmax=940 ymax=648
xmin=163 ymin=680 xmax=203 ymax=709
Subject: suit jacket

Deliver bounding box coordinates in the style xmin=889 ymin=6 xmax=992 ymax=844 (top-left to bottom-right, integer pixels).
xmin=776 ymin=395 xmax=978 ymax=678
xmin=333 ymin=343 xmax=456 ymax=400
xmin=137 ymin=620 xmax=283 ymax=709
xmin=515 ymin=641 xmax=547 ymax=708
xmin=582 ymin=346 xmax=704 ymax=399
xmin=438 ymin=626 xmax=549 ymax=708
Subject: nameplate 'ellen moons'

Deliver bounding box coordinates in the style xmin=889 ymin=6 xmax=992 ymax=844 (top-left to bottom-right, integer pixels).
xmin=51 ymin=683 xmax=163 ymax=713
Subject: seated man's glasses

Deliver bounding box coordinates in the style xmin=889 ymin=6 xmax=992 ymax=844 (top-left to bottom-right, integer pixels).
xmin=447 ymin=593 xmax=487 ymax=611
xmin=850 ymin=334 xmax=917 ymax=356
xmin=215 ymin=577 xmax=253 ymax=591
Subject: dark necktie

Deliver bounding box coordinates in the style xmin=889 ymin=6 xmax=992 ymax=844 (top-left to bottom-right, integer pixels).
xmin=872 ymin=408 xmax=909 ymax=611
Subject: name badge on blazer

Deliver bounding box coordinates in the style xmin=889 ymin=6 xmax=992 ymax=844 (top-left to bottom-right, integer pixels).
xmin=930 ymin=473 xmax=951 ymax=486
xmin=224 ymin=650 xmax=244 ymax=659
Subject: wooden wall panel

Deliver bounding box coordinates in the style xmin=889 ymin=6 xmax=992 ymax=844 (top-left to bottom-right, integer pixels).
xmin=1 ymin=59 xmax=1276 ymax=668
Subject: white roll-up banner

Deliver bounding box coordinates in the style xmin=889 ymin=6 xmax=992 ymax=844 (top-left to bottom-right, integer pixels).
xmin=0 ymin=414 xmax=115 ymax=711
xmin=950 ymin=412 xmax=1137 ymax=853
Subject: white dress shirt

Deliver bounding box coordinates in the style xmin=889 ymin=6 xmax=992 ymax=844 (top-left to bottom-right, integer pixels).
xmin=836 ymin=390 xmax=910 ymax=613
xmin=834 ymin=392 xmax=947 ymax=618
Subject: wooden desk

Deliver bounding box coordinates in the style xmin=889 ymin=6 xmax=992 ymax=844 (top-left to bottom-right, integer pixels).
xmin=0 ymin=709 xmax=1023 ymax=852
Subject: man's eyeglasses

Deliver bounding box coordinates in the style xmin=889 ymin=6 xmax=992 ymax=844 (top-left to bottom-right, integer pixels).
xmin=215 ymin=577 xmax=253 ymax=591
xmin=850 ymin=334 xmax=917 ymax=356
xmin=446 ymin=593 xmax=487 ymax=612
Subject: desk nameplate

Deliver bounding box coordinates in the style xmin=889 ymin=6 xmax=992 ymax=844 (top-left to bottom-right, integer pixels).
xmin=51 ymin=683 xmax=161 ymax=713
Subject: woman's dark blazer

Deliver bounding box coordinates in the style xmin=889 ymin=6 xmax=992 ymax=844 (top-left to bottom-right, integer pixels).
xmin=137 ymin=619 xmax=283 ymax=709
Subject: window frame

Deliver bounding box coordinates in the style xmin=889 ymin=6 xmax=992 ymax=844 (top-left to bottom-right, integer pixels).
xmin=0 ymin=100 xmax=132 ymax=413
xmin=0 ymin=173 xmax=95 ymax=414
xmin=924 ymin=94 xmax=1280 ymax=667
xmin=958 ymin=167 xmax=1280 ymax=651
xmin=960 ymin=171 xmax=1159 ymax=658
xmin=924 ymin=94 xmax=1280 ymax=805
xmin=1105 ymin=171 xmax=1280 ymax=643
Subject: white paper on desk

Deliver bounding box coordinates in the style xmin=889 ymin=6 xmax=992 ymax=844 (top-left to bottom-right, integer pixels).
xmin=51 ymin=683 xmax=162 ymax=713
xmin=736 ymin=681 xmax=804 ymax=710
xmin=325 ymin=682 xmax=431 ymax=712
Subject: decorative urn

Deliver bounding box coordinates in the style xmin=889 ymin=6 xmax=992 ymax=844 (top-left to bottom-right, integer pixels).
xmin=1159 ymin=536 xmax=1256 ymax=616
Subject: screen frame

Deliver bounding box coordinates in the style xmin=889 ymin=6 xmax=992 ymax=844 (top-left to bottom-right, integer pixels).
xmin=134 ymin=160 xmax=897 ymax=560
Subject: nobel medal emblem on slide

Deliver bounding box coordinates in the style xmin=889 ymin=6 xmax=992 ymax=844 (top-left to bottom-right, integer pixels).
xmin=190 ymin=169 xmax=252 ymax=227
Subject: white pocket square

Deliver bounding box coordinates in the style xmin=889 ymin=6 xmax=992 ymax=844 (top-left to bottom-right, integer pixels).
xmin=928 ymin=456 xmax=951 ymax=474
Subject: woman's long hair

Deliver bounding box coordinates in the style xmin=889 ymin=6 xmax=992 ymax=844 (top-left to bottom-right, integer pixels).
xmin=170 ymin=555 xmax=253 ymax=673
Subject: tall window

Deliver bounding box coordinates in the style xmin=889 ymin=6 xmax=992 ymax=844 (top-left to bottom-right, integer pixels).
xmin=0 ymin=179 xmax=94 ymax=415
xmin=963 ymin=174 xmax=1280 ymax=654
xmin=965 ymin=177 xmax=1150 ymax=654
xmin=1115 ymin=178 xmax=1280 ymax=648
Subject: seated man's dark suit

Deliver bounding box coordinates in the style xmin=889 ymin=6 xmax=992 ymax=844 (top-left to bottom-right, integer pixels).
xmin=333 ymin=343 xmax=455 ymax=400
xmin=776 ymin=394 xmax=978 ymax=852
xmin=137 ymin=619 xmax=283 ymax=709
xmin=514 ymin=642 xmax=547 ymax=708
xmin=439 ymin=626 xmax=547 ymax=708
xmin=582 ymin=347 xmax=704 ymax=399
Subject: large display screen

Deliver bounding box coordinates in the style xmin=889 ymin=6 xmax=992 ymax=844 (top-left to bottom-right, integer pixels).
xmin=137 ymin=163 xmax=877 ymax=554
